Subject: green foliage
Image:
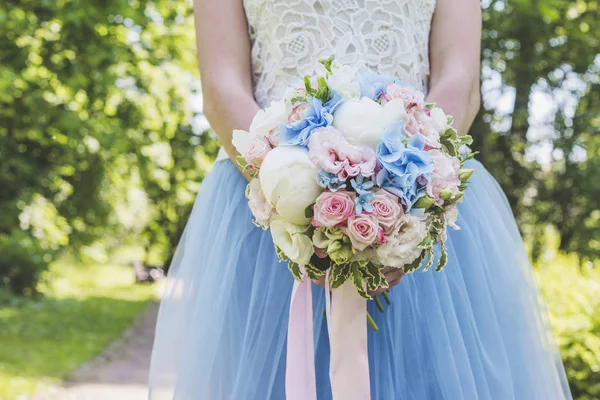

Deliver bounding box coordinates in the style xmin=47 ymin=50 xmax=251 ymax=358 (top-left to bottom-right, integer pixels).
xmin=0 ymin=261 xmax=157 ymax=399
xmin=475 ymin=0 xmax=600 ymax=261
xmin=536 ymin=253 xmax=600 ymax=400
xmin=0 ymin=234 xmax=49 ymax=296
xmin=0 ymin=0 xmax=216 ymax=291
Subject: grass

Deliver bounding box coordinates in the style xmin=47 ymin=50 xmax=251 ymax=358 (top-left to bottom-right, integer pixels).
xmin=0 ymin=262 xmax=158 ymax=400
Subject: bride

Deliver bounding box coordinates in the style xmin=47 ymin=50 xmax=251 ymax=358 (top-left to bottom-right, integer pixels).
xmin=148 ymin=0 xmax=572 ymax=399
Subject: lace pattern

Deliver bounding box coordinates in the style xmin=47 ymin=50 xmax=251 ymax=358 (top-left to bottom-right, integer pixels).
xmin=216 ymin=0 xmax=437 ymax=161
xmin=244 ymin=0 xmax=436 ymax=107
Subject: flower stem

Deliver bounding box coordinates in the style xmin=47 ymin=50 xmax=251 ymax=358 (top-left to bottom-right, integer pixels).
xmin=374 ymin=296 xmax=385 ymax=313
xmin=383 ymin=290 xmax=391 ymax=305
xmin=367 ymin=311 xmax=379 ymax=332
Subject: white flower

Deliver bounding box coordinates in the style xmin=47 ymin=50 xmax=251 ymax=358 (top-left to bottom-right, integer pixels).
xmin=270 ymin=216 xmax=315 ymax=265
xmin=375 ymin=215 xmax=427 ymax=268
xmin=445 ymin=204 xmax=460 ymax=231
xmin=430 ymin=107 xmax=449 ymax=133
xmin=246 ymin=178 xmax=274 ymax=228
xmin=327 ymin=64 xmax=361 ymax=100
xmin=259 ymin=146 xmax=322 ymax=225
xmin=232 ymin=100 xmax=289 ymax=154
xmin=333 ymin=97 xmax=407 ymax=149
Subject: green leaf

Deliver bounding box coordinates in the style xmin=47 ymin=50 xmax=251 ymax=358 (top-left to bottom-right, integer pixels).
xmin=320 ymin=57 xmax=334 ymax=73
xmin=304 ymin=204 xmax=315 ymax=219
xmin=436 ymin=242 xmax=449 ymax=272
xmin=421 ymin=247 xmax=436 ymax=272
xmin=305 ymin=262 xmax=325 ymax=280
xmin=404 ymin=251 xmax=426 ymax=273
xmin=288 ymin=261 xmax=303 ymax=281
xmin=330 ymin=263 xmax=351 ymax=289
xmin=362 ymin=262 xmax=388 ymax=292
xmin=351 ymin=264 xmax=371 ymax=299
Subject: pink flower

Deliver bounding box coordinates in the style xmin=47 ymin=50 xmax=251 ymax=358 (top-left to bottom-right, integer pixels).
xmin=404 ymin=109 xmax=441 ymax=150
xmin=246 ymin=178 xmax=274 ymax=228
xmin=384 ymin=83 xmax=425 ymax=108
xmin=308 ymin=127 xmax=376 ymax=180
xmin=288 ymin=103 xmax=310 ymax=123
xmin=244 ymin=136 xmax=271 ymax=168
xmin=265 ymin=128 xmax=280 ymax=147
xmin=345 ymin=214 xmax=383 ymax=251
xmin=312 ymin=190 xmax=356 ymax=229
xmin=426 ymin=150 xmax=461 ymax=206
xmin=371 ymin=190 xmax=404 ymax=235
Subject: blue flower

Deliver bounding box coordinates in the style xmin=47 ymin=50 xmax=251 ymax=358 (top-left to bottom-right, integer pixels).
xmin=279 ymin=93 xmax=344 ymax=147
xmin=355 ymin=191 xmax=375 ymax=214
xmin=350 ymin=175 xmax=374 ymax=194
xmin=317 ymin=169 xmax=346 ymax=192
xmin=375 ymin=122 xmax=434 ymax=210
xmin=356 ymin=68 xmax=395 ymax=100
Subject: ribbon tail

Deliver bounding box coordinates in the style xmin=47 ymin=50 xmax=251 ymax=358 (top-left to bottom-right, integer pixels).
xmin=329 ymin=280 xmax=371 ymax=400
xmin=286 ymin=274 xmax=317 ymax=400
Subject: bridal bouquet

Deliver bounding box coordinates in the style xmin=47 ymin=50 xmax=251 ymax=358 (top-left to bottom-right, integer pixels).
xmin=234 ymin=59 xmax=474 ymax=298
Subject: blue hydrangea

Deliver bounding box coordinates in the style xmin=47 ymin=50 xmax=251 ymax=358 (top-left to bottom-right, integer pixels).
xmin=317 ymin=169 xmax=346 ymax=192
xmin=376 ymin=122 xmax=434 ymax=210
xmin=356 ymin=68 xmax=395 ymax=100
xmin=279 ymin=93 xmax=344 ymax=147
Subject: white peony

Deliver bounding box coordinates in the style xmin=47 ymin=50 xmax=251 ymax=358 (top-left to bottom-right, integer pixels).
xmin=270 ymin=216 xmax=315 ymax=265
xmin=259 ymin=146 xmax=322 ymax=225
xmin=326 ymin=64 xmax=361 ymax=100
xmin=232 ymin=100 xmax=289 ymax=154
xmin=430 ymin=107 xmax=449 ymax=133
xmin=332 ymin=97 xmax=407 ymax=149
xmin=375 ymin=214 xmax=428 ymax=268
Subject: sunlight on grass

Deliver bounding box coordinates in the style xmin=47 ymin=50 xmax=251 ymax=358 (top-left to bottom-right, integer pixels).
xmin=0 ymin=262 xmax=158 ymax=400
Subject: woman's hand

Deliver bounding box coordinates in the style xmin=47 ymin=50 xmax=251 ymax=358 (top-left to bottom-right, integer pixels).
xmin=312 ymin=267 xmax=405 ymax=297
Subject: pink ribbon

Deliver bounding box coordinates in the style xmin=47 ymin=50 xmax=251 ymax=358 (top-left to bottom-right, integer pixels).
xmin=286 ymin=271 xmax=371 ymax=400
xmin=286 ymin=273 xmax=317 ymax=400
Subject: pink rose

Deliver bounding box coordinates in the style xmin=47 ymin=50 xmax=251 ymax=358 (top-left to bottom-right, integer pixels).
xmin=288 ymin=103 xmax=310 ymax=123
xmin=384 ymin=83 xmax=425 ymax=108
xmin=405 ymin=109 xmax=441 ymax=149
xmin=308 ymin=127 xmax=376 ymax=180
xmin=426 ymin=150 xmax=461 ymax=206
xmin=371 ymin=190 xmax=404 ymax=235
xmin=246 ymin=178 xmax=274 ymax=228
xmin=244 ymin=136 xmax=271 ymax=168
xmin=312 ymin=190 xmax=356 ymax=229
xmin=345 ymin=214 xmax=383 ymax=251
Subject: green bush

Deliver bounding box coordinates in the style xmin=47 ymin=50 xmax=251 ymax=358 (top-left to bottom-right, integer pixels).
xmin=0 ymin=234 xmax=50 ymax=296
xmin=536 ymin=254 xmax=600 ymax=399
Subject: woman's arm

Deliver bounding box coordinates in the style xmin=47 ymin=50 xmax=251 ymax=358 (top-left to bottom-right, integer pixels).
xmin=427 ymin=0 xmax=482 ymax=135
xmin=194 ymin=0 xmax=260 ymax=176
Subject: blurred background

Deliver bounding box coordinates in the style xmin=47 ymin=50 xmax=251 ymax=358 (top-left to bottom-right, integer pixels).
xmin=0 ymin=0 xmax=598 ymax=399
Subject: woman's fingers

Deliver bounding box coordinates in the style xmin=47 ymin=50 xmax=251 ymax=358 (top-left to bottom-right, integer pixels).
xmin=368 ymin=267 xmax=405 ymax=296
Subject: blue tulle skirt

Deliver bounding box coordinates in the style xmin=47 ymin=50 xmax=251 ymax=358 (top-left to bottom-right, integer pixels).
xmin=148 ymin=159 xmax=572 ymax=400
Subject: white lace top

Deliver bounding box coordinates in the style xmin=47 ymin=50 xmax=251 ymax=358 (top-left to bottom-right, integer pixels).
xmin=216 ymin=0 xmax=437 ymax=161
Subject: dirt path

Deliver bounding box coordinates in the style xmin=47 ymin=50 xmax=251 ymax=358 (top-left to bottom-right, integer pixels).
xmin=35 ymin=303 xmax=159 ymax=400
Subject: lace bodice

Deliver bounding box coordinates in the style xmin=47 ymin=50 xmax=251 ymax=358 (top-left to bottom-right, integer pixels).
xmin=245 ymin=0 xmax=436 ymax=107
xmin=216 ymin=0 xmax=437 ymax=160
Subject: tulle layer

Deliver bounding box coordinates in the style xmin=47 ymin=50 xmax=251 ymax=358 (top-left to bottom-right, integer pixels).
xmin=148 ymin=159 xmax=572 ymax=400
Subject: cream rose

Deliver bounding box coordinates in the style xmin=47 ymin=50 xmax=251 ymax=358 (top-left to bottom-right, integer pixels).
xmin=259 ymin=146 xmax=322 ymax=225
xmin=333 ymin=97 xmax=407 ymax=149
xmin=232 ymin=100 xmax=289 ymax=154
xmin=270 ymin=216 xmax=314 ymax=265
